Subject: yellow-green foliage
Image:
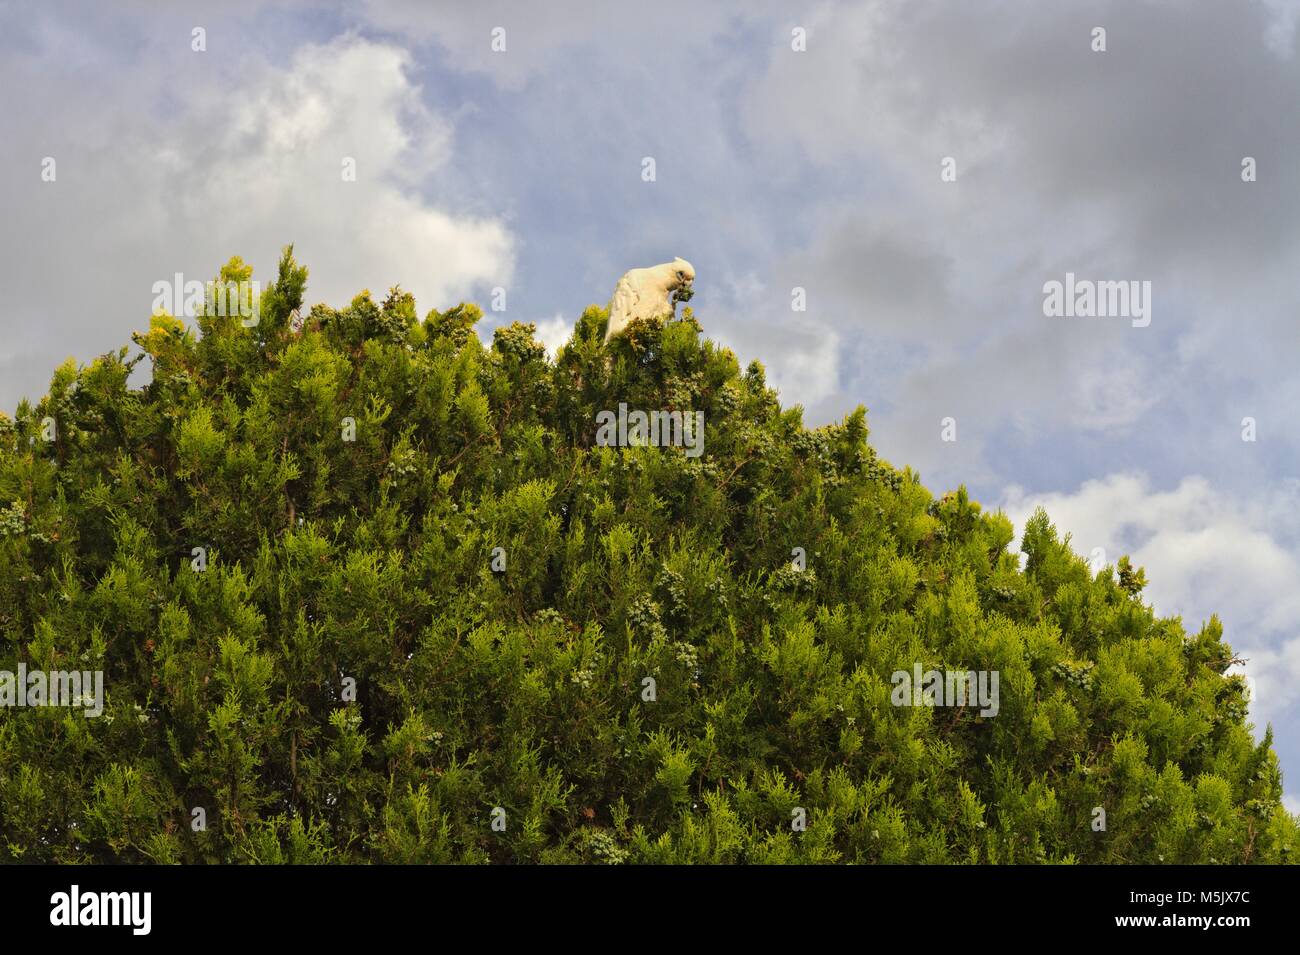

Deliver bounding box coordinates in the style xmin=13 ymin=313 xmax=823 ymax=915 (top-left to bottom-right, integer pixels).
xmin=0 ymin=248 xmax=1294 ymax=864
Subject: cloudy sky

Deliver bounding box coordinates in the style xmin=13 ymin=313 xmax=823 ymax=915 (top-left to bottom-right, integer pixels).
xmin=2 ymin=0 xmax=1299 ymax=810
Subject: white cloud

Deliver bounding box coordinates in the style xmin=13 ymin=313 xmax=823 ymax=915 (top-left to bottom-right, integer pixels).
xmin=765 ymin=326 xmax=842 ymax=409
xmin=712 ymin=316 xmax=842 ymax=410
xmin=0 ymin=33 xmax=514 ymax=409
xmin=532 ymin=314 xmax=572 ymax=358
xmin=170 ymin=35 xmax=514 ymax=316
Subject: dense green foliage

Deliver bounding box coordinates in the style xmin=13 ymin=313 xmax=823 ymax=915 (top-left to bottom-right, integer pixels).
xmin=1 ymin=249 xmax=1295 ymax=864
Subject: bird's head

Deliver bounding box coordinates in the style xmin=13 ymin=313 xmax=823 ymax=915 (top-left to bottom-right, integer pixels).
xmin=671 ymin=257 xmax=695 ymax=286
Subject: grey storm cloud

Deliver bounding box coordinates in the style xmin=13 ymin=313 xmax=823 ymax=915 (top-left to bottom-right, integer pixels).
xmin=737 ymin=0 xmax=1300 ymax=480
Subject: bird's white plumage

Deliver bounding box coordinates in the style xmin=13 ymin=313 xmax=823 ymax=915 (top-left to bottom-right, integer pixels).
xmin=604 ymin=257 xmax=695 ymax=343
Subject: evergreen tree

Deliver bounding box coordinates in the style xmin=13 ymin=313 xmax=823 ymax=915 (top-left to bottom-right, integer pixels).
xmin=0 ymin=248 xmax=1294 ymax=864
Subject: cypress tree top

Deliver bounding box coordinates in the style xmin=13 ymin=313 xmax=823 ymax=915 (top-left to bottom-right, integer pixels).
xmin=0 ymin=248 xmax=1293 ymax=864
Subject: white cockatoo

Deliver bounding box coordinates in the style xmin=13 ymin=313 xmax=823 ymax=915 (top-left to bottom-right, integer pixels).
xmin=604 ymin=257 xmax=695 ymax=344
